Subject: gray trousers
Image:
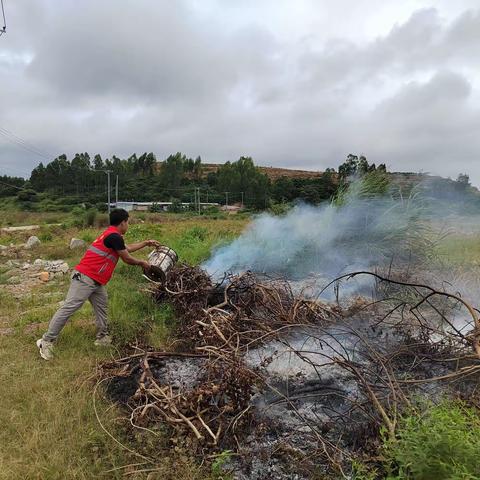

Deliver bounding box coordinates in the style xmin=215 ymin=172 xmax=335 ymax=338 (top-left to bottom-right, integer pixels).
xmin=43 ymin=270 xmax=109 ymax=342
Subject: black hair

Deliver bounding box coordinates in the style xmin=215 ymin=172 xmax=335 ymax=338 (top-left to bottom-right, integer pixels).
xmin=109 ymin=208 xmax=129 ymax=226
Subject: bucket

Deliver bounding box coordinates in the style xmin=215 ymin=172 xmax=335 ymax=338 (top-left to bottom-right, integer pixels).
xmin=145 ymin=246 xmax=178 ymax=283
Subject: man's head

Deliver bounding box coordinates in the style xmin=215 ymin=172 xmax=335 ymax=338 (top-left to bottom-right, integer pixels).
xmin=109 ymin=209 xmax=129 ymax=234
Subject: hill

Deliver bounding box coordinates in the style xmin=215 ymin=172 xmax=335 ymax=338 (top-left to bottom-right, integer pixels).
xmin=201 ymin=163 xmax=324 ymax=181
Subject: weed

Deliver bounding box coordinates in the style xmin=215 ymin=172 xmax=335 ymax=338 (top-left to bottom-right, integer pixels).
xmin=384 ymin=401 xmax=480 ymax=480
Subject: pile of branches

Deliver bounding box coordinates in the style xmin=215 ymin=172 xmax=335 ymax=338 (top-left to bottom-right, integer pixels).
xmin=151 ymin=264 xmax=339 ymax=352
xmin=102 ymin=265 xmax=338 ymax=452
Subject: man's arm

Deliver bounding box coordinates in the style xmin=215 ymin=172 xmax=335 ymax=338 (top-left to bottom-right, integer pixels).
xmin=117 ymin=249 xmax=150 ymax=270
xmin=126 ymin=240 xmax=161 ymax=253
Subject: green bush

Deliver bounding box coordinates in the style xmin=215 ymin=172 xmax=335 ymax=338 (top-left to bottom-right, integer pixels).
xmin=17 ymin=189 xmax=38 ymax=202
xmin=269 ymin=201 xmax=291 ymax=216
xmin=384 ymin=401 xmax=480 ymax=480
xmin=96 ymin=202 xmax=108 ymax=213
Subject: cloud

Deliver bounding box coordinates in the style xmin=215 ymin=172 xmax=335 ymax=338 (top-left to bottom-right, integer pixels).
xmin=0 ymin=1 xmax=480 ymax=185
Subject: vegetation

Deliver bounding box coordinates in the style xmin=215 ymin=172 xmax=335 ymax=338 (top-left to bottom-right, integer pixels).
xmin=384 ymin=402 xmax=480 ymax=480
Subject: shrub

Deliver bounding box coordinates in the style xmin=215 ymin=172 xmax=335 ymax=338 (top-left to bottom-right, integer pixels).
xmin=17 ymin=189 xmax=38 ymax=202
xmin=384 ymin=401 xmax=480 ymax=480
xmin=269 ymin=201 xmax=291 ymax=216
xmin=96 ymin=202 xmax=108 ymax=213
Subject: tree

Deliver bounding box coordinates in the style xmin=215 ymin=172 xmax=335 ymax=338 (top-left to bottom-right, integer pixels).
xmin=0 ymin=175 xmax=25 ymax=197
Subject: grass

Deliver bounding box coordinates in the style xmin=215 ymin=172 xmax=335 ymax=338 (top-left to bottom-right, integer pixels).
xmin=437 ymin=234 xmax=480 ymax=266
xmin=0 ymin=213 xmax=249 ymax=479
xmin=383 ymin=401 xmax=480 ymax=480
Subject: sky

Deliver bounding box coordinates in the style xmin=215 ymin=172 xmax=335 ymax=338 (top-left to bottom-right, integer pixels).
xmin=1 ymin=0 xmax=480 ymax=184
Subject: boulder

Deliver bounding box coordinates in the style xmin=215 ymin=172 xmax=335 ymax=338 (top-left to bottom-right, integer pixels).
xmin=25 ymin=236 xmax=41 ymax=249
xmin=69 ymin=238 xmax=86 ymax=249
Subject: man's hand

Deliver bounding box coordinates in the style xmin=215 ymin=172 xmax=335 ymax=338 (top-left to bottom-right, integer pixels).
xmin=145 ymin=240 xmax=161 ymax=248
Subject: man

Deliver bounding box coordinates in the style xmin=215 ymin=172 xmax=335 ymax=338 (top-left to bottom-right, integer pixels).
xmin=37 ymin=208 xmax=159 ymax=360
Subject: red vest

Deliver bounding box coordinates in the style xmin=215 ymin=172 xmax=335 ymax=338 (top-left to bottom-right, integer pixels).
xmin=75 ymin=226 xmax=122 ymax=285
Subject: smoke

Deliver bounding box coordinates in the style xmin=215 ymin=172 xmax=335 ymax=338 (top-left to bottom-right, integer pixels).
xmin=203 ymin=190 xmax=432 ymax=284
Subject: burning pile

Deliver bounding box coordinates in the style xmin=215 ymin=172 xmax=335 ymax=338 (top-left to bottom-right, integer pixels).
xmin=101 ymin=265 xmax=480 ymax=479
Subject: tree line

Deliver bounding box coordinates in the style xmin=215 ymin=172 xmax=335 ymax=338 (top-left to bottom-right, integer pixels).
xmin=0 ymin=152 xmax=473 ymax=211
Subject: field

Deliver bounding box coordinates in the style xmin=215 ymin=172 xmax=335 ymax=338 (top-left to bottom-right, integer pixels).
xmin=1 ymin=209 xmax=480 ymax=479
xmin=0 ymin=212 xmax=248 ymax=480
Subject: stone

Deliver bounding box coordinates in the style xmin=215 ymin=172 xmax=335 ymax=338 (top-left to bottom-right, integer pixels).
xmin=44 ymin=260 xmax=69 ymax=274
xmin=7 ymin=276 xmax=21 ymax=284
xmin=24 ymin=236 xmax=41 ymax=249
xmin=39 ymin=271 xmax=50 ymax=282
xmin=21 ymin=262 xmax=31 ymax=270
xmin=33 ymin=259 xmax=45 ymax=268
xmin=69 ymin=238 xmax=86 ymax=249
xmin=0 ymin=245 xmax=7 ymax=251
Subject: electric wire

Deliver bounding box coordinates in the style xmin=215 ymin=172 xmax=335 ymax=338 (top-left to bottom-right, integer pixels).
xmin=0 ymin=127 xmax=52 ymax=160
xmin=0 ymin=0 xmax=6 ymax=36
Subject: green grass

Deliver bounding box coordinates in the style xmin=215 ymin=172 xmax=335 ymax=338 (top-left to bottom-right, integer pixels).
xmin=384 ymin=401 xmax=480 ymax=480
xmin=0 ymin=215 xmax=248 ymax=479
xmin=437 ymin=234 xmax=480 ymax=266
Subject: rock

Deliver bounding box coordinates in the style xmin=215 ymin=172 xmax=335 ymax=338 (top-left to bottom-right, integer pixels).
xmin=25 ymin=236 xmax=41 ymax=249
xmin=39 ymin=271 xmax=50 ymax=282
xmin=33 ymin=259 xmax=46 ymax=269
xmin=7 ymin=276 xmax=21 ymax=284
xmin=69 ymin=238 xmax=86 ymax=249
xmin=21 ymin=262 xmax=31 ymax=270
xmin=44 ymin=260 xmax=69 ymax=274
xmin=6 ymin=260 xmax=20 ymax=268
xmin=0 ymin=245 xmax=7 ymax=251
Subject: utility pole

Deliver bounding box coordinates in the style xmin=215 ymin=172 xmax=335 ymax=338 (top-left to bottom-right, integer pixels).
xmin=197 ymin=187 xmax=201 ymax=215
xmin=225 ymin=192 xmax=229 ymax=208
xmin=106 ymin=170 xmax=112 ymax=214
xmin=115 ymin=175 xmax=119 ymax=205
xmin=240 ymin=191 xmax=244 ymax=208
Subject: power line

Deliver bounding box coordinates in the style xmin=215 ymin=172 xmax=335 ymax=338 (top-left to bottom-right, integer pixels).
xmin=0 ymin=126 xmax=52 ymax=158
xmin=0 ymin=127 xmax=52 ymax=160
xmin=0 ymin=0 xmax=6 ymax=36
xmin=0 ymin=179 xmax=24 ymax=190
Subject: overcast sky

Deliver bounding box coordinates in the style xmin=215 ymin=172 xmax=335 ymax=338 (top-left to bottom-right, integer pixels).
xmin=1 ymin=0 xmax=480 ymax=184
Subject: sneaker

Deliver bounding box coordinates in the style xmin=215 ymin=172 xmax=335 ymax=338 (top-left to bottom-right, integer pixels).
xmin=94 ymin=335 xmax=112 ymax=347
xmin=36 ymin=338 xmax=54 ymax=360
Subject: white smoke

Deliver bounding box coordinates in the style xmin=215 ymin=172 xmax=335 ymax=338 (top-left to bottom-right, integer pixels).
xmin=203 ymin=195 xmax=431 ymax=283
